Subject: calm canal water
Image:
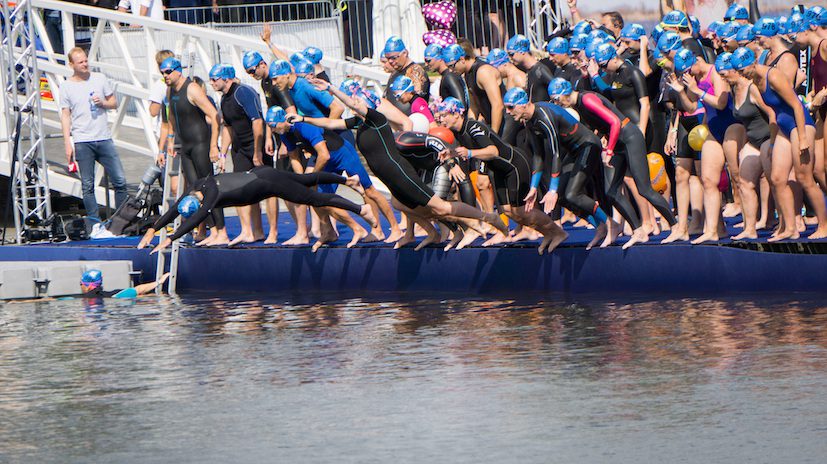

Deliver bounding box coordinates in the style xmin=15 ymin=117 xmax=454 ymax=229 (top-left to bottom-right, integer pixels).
xmin=2 ymin=292 xmax=826 ymax=463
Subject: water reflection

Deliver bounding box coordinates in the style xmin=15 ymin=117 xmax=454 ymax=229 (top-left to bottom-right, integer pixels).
xmin=1 ymin=293 xmax=826 ymax=462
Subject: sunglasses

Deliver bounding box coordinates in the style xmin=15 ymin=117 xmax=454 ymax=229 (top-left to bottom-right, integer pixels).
xmin=385 ymin=54 xmax=402 ymax=61
xmin=161 ymin=69 xmax=176 ymax=75
xmin=507 ymin=51 xmax=516 ymax=57
xmin=246 ymin=67 xmax=257 ymax=75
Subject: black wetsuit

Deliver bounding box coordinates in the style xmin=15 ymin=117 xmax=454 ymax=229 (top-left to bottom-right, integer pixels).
xmin=395 ymin=131 xmax=476 ymax=205
xmin=168 ymin=79 xmax=212 ymax=191
xmin=605 ymin=62 xmax=649 ymax=127
xmin=154 ymin=167 xmax=361 ymax=241
xmin=465 ymin=58 xmax=506 ymax=131
xmin=453 ymin=118 xmax=531 ymax=207
xmin=439 ymin=69 xmax=471 ymax=115
xmin=347 ymin=109 xmax=435 ymax=209
xmin=526 ymin=61 xmax=555 ymax=103
xmin=524 ymin=102 xmax=611 ymax=218
xmin=220 ymin=82 xmax=269 ymax=172
xmin=575 ymin=91 xmax=677 ymax=228
xmin=553 ymin=62 xmax=590 ymax=91
xmin=683 ymin=37 xmax=715 ymax=63
xmin=733 ymin=84 xmax=771 ymax=148
xmin=385 ymin=61 xmax=430 ymax=114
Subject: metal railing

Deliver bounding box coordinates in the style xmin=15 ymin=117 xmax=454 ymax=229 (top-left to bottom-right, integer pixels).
xmin=1 ymin=0 xmax=389 ymax=204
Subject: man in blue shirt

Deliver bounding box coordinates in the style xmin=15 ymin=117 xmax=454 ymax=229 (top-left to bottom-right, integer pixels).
xmin=269 ymin=59 xmax=344 ymax=119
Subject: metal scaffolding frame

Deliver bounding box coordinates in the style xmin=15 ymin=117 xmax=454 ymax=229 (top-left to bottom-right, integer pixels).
xmin=1 ymin=0 xmax=52 ymax=243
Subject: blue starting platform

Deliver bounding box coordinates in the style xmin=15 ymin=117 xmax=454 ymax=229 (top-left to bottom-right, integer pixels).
xmin=1 ymin=215 xmax=826 ymax=295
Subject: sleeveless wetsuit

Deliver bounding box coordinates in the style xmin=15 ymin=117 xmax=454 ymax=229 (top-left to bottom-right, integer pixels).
xmin=466 ymin=58 xmax=506 ymax=130
xmin=220 ymin=82 xmax=268 ymax=171
xmin=168 ymin=79 xmax=213 ymax=190
xmin=439 ymin=69 xmax=471 ymax=114
xmin=348 ymin=109 xmax=434 ymax=209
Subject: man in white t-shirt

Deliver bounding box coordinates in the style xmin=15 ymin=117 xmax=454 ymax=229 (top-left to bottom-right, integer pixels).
xmin=59 ymin=47 xmax=128 ymax=220
xmin=117 ymin=0 xmax=164 ymax=21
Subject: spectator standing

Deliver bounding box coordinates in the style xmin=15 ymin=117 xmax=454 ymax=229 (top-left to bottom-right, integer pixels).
xmin=117 ymin=0 xmax=164 ymax=21
xmin=59 ymin=47 xmax=128 ymax=220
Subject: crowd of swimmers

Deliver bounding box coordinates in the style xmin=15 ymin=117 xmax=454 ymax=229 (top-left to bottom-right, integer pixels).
xmin=137 ymin=3 xmax=827 ymax=254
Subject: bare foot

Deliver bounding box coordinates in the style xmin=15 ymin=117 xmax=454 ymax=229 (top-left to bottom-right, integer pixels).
xmin=344 ymin=171 xmax=365 ymax=196
xmin=731 ymin=230 xmax=758 ymax=240
xmin=651 ymin=220 xmax=661 ymax=236
xmin=482 ymin=231 xmax=508 ymax=247
xmin=573 ymin=218 xmax=594 ymax=229
xmin=264 ymin=232 xmax=278 ymax=244
xmin=228 ymin=233 xmax=257 ymax=247
xmin=622 ymin=228 xmax=649 ymax=250
xmin=456 ymin=229 xmax=481 ymax=250
xmin=347 ymin=228 xmax=378 ymax=248
xmin=539 ymin=229 xmax=568 ymax=255
xmin=600 ymin=220 xmax=622 ymax=248
xmin=284 ymin=233 xmax=310 ymax=246
xmin=661 ymin=227 xmax=689 ymax=244
xmin=414 ymin=228 xmax=441 ymax=251
xmin=384 ymin=227 xmax=404 ymax=244
xmin=444 ymin=230 xmax=463 ymax=251
xmin=767 ymin=228 xmax=797 ymax=243
xmin=483 ymin=212 xmax=509 ymax=235
xmin=690 ymin=232 xmax=719 ymax=245
xmin=587 ymin=222 xmax=608 ymax=250
xmin=393 ymin=232 xmax=416 ymax=249
xmin=756 ymin=219 xmax=777 ymax=231
xmin=311 ymin=229 xmax=338 ymax=252
xmin=808 ymin=226 xmax=827 ymax=240
xmin=207 ymin=235 xmax=230 ymax=247
xmin=359 ymin=204 xmax=378 ymax=229
xmin=722 ymin=203 xmax=742 ymax=218
xmin=796 ymin=215 xmax=806 ymax=233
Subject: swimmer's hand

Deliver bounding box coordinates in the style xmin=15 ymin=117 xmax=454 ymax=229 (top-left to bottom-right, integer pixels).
xmin=285 ymin=114 xmax=304 ymax=124
xmin=150 ymin=237 xmax=172 ymax=255
xmin=448 ymin=164 xmax=466 ymax=183
xmin=523 ymin=187 xmax=538 ymax=213
xmin=666 ymin=74 xmax=685 ymax=93
xmin=437 ymin=148 xmax=456 ymax=161
xmin=138 ymin=228 xmax=156 ymax=249
xmin=454 ymin=146 xmax=470 ymax=159
xmin=308 ymin=77 xmax=332 ymax=92
xmin=540 ymin=190 xmax=558 ymax=214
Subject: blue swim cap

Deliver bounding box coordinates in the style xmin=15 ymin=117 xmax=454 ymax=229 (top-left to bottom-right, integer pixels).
xmin=293 ymin=59 xmax=314 ymax=76
xmin=584 ymin=38 xmax=605 ymax=60
xmin=486 ymin=48 xmax=510 ymax=67
xmin=754 ymin=17 xmax=778 ymax=37
xmin=209 ymin=63 xmax=234 ymax=80
xmin=389 ymin=75 xmax=415 ymax=97
xmin=715 ymin=52 xmax=734 ymax=72
xmin=339 ymin=78 xmax=363 ymax=96
xmin=302 ymin=46 xmax=323 ymax=64
xmin=776 ymin=15 xmax=789 ymax=35
xmin=787 ymin=13 xmax=808 ymax=34
xmin=289 ymin=52 xmax=308 ymax=67
xmin=572 ymin=21 xmax=592 ymax=37
xmin=588 ymin=29 xmax=609 ymax=42
xmin=265 ymin=105 xmax=287 ymax=126
xmin=506 ymin=34 xmax=530 ymax=54
xmin=569 ymin=34 xmax=589 ymax=52
xmin=424 ymin=44 xmax=444 ymax=60
xmin=731 ymin=46 xmax=756 ymax=70
xmin=725 ymin=3 xmax=749 ymax=21
xmin=735 ymin=24 xmax=755 ymax=42
xmin=383 ymin=35 xmax=406 ymax=55
xmin=269 ymin=59 xmax=292 ymax=78
xmin=673 ymin=48 xmax=697 ymax=74
xmin=718 ymin=21 xmax=741 ymax=40
xmin=657 ymin=31 xmax=682 ymax=53
xmin=816 ymin=10 xmax=827 ymax=28
xmin=806 ymin=6 xmax=826 ymax=25
xmin=620 ymin=23 xmax=646 ymax=41
xmin=650 ymin=24 xmax=665 ymax=43
xmin=594 ymin=43 xmax=617 ymax=66
xmin=662 ymin=10 xmax=689 ymax=28
xmin=690 ymin=16 xmax=701 ymax=37
xmin=159 ymin=57 xmax=182 ymax=73
xmin=503 ymin=87 xmax=529 ymax=107
xmin=178 ymin=195 xmax=200 ymax=218
xmin=708 ymin=21 xmax=725 ymax=36
xmin=358 ymin=89 xmax=381 ymax=109
xmin=242 ymin=51 xmax=264 ymax=71
xmin=441 ymin=43 xmax=466 ymax=64
xmin=547 ymin=77 xmax=573 ymax=97
xmin=80 ymin=269 xmax=103 ymax=289
xmin=435 ymin=96 xmax=465 ymax=114
xmin=546 ymin=37 xmax=569 ymax=55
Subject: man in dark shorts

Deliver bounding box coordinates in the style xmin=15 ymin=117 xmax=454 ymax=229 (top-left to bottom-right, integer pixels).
xmin=209 ymin=64 xmax=277 ymax=246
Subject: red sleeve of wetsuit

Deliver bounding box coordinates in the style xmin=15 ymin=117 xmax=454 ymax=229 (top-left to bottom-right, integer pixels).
xmin=581 ymin=93 xmax=621 ymax=154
